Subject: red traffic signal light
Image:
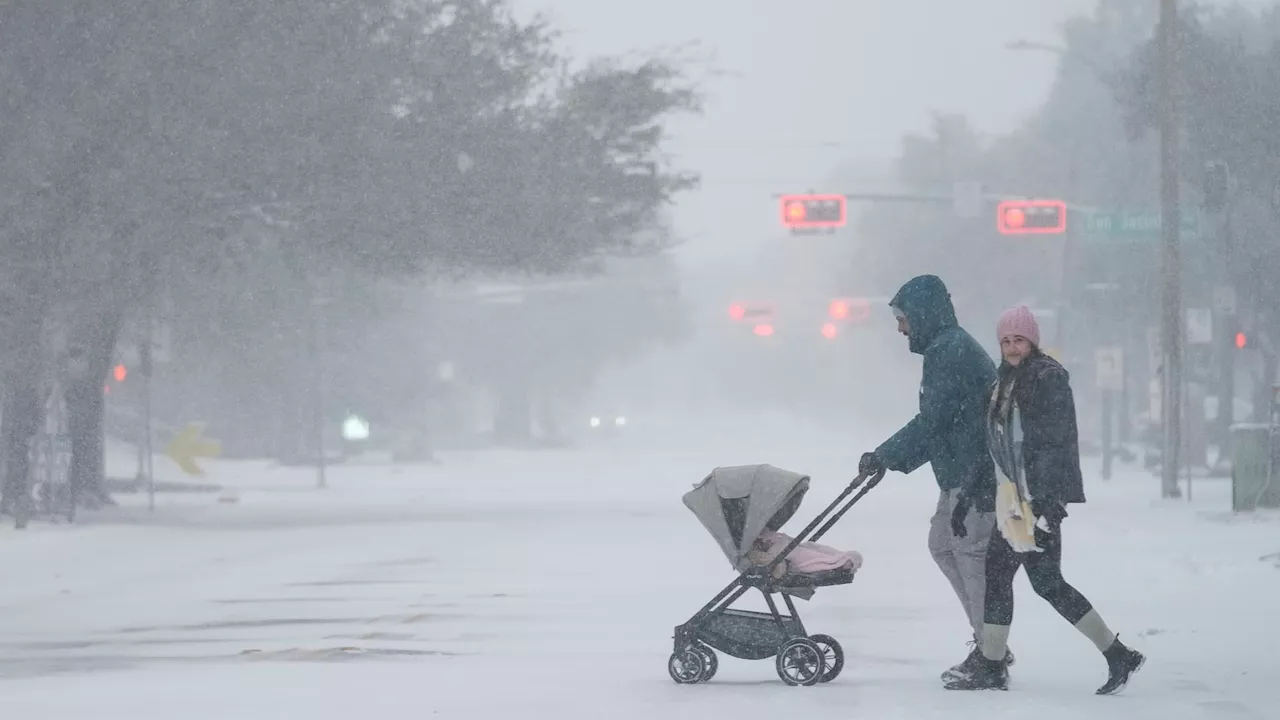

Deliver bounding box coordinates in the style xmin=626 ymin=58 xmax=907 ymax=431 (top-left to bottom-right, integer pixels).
xmin=113 ymin=364 xmax=127 ymax=382
xmin=997 ymin=200 xmax=1066 ymax=235
xmin=781 ymin=194 xmax=847 ymax=229
xmin=1236 ymin=332 xmax=1248 ymax=349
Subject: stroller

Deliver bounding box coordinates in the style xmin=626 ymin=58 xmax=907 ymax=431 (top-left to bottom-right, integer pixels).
xmin=669 ymin=463 xmax=884 ymax=686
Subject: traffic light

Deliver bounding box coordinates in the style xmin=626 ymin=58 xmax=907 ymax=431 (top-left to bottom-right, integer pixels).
xmin=113 ymin=364 xmax=128 ymax=382
xmin=996 ymin=200 xmax=1066 ymax=235
xmin=1236 ymin=332 xmax=1248 ymax=350
xmin=780 ymin=194 xmax=847 ymax=229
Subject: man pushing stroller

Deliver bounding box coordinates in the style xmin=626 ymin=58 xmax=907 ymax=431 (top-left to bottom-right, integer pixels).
xmin=858 ymin=275 xmax=1013 ymax=683
xmin=858 ymin=277 xmax=1144 ymax=695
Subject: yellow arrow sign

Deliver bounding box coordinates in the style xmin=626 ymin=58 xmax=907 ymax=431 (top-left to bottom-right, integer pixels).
xmin=166 ymin=422 xmax=222 ymax=476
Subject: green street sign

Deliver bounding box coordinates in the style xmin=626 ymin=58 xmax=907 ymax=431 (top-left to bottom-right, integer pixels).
xmin=1080 ymin=210 xmax=1201 ymax=240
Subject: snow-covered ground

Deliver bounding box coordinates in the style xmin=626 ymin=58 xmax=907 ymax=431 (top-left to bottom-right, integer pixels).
xmin=0 ymin=411 xmax=1276 ymax=719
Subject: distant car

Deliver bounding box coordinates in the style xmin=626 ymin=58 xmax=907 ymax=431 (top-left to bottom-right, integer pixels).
xmin=587 ymin=412 xmax=628 ymax=435
xmin=722 ymin=295 xmax=888 ymax=342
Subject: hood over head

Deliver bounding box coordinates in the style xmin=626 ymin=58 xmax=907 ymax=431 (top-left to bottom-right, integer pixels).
xmin=889 ymin=275 xmax=958 ymax=354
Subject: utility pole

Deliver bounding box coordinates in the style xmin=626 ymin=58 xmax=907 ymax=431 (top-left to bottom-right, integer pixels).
xmin=309 ymin=286 xmax=329 ymax=491
xmin=1159 ymin=0 xmax=1184 ymax=498
xmin=142 ymin=309 xmax=156 ymax=513
xmin=1205 ymin=160 xmax=1236 ymax=473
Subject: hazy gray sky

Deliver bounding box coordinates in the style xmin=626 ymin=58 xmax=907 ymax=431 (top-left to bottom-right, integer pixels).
xmin=515 ymin=0 xmax=1103 ymax=262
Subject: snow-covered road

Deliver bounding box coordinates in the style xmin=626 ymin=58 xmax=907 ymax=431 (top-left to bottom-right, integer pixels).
xmin=0 ymin=414 xmax=1275 ymax=719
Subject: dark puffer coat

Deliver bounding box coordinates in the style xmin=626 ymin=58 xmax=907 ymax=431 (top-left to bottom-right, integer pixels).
xmin=985 ymin=349 xmax=1086 ymax=507
xmin=874 ymin=275 xmax=998 ymax=511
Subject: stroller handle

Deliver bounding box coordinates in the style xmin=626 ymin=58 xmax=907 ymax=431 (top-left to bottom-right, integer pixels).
xmin=760 ymin=468 xmax=885 ymax=575
xmin=810 ymin=468 xmax=885 ymax=541
xmin=850 ymin=468 xmax=881 ymax=489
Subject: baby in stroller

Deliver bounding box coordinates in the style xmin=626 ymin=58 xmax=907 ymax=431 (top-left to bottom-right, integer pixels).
xmin=748 ymin=528 xmax=864 ymax=580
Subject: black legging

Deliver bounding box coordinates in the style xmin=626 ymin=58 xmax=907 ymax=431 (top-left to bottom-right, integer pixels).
xmin=983 ymin=522 xmax=1094 ymax=626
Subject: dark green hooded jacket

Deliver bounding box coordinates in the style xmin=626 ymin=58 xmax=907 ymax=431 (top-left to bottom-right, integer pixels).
xmin=875 ymin=275 xmax=998 ymax=511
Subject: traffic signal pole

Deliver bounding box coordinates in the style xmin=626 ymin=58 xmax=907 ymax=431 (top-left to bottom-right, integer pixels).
xmin=1207 ymin=164 xmax=1237 ymax=474
xmin=1159 ymin=0 xmax=1184 ymax=499
xmin=143 ymin=309 xmax=155 ymax=512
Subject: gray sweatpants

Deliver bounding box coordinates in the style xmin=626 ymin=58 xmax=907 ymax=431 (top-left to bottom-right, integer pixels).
xmin=928 ymin=488 xmax=995 ymax=640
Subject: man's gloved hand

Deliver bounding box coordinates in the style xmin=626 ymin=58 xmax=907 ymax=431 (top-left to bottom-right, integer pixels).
xmin=950 ymin=493 xmax=971 ymax=538
xmin=1030 ymin=498 xmax=1067 ymax=529
xmin=858 ymin=452 xmax=884 ymax=477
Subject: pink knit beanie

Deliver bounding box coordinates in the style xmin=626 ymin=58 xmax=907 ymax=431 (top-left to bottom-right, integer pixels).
xmin=997 ymin=305 xmax=1040 ymax=347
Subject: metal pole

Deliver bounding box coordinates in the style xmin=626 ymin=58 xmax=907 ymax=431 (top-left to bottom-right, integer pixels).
xmin=1218 ymin=201 xmax=1237 ymax=472
xmin=310 ymin=292 xmax=327 ymax=490
xmin=143 ymin=307 xmax=156 ymax=512
xmin=134 ymin=333 xmax=143 ymax=485
xmin=1185 ymin=378 xmax=1193 ymax=501
xmin=1056 ymin=140 xmax=1080 ymax=354
xmin=136 ymin=415 xmax=144 ymax=482
xmin=1102 ymin=388 xmax=1114 ymax=480
xmin=1160 ymin=0 xmax=1184 ymax=498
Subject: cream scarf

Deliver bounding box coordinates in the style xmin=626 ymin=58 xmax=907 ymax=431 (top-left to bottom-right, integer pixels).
xmin=990 ymin=377 xmax=1044 ymax=553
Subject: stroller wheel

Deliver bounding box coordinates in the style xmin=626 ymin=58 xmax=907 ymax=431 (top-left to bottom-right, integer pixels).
xmin=776 ymin=637 xmax=825 ymax=686
xmin=668 ymin=648 xmax=706 ymax=684
xmin=809 ymin=634 xmax=844 ymax=683
xmin=693 ymin=644 xmax=718 ymax=682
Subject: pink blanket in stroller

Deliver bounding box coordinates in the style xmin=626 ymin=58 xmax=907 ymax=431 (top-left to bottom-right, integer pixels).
xmin=750 ymin=529 xmax=863 ymax=575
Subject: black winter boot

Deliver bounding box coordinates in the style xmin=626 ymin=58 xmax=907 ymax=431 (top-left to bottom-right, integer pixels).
xmin=1096 ymin=636 xmax=1145 ymax=695
xmin=943 ymin=654 xmax=1008 ymax=691
xmin=940 ymin=641 xmax=981 ymax=681
xmin=941 ymin=638 xmax=1016 ymax=681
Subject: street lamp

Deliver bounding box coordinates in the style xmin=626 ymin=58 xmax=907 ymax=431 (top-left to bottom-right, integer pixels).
xmin=1005 ymin=40 xmax=1120 ymax=91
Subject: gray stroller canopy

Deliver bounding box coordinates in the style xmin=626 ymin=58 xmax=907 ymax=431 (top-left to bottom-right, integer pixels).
xmin=683 ymin=464 xmax=810 ymax=571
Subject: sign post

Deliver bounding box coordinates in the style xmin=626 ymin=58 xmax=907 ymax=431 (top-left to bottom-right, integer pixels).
xmin=1096 ymin=347 xmax=1125 ymax=480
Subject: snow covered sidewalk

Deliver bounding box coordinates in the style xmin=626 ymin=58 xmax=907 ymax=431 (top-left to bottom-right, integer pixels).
xmin=0 ymin=422 xmax=1275 ymax=719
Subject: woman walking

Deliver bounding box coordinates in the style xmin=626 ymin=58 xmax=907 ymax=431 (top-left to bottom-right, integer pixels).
xmin=944 ymin=306 xmax=1145 ymax=694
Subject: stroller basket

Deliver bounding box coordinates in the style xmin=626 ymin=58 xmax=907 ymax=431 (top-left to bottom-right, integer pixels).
xmin=668 ymin=465 xmax=883 ymax=686
xmin=699 ymin=608 xmax=804 ymax=661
